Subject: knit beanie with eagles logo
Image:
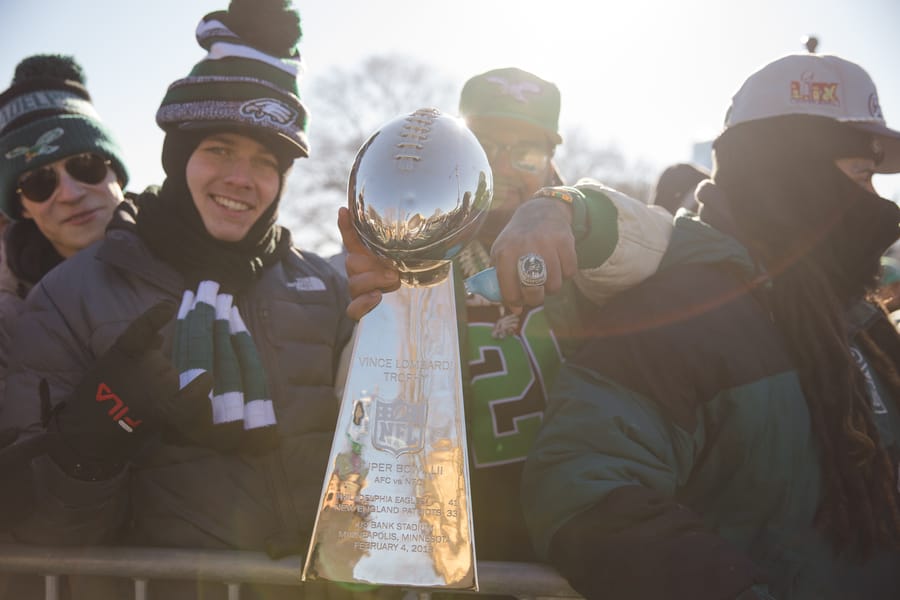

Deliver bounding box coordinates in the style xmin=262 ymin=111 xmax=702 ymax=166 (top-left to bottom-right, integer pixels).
xmin=155 ymin=0 xmax=310 ymax=162
xmin=131 ymin=1 xmax=310 ymax=455
xmin=0 ymin=54 xmax=128 ymax=219
xmin=138 ymin=0 xmax=303 ymax=295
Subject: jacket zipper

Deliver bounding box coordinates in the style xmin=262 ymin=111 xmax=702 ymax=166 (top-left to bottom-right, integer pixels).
xmin=243 ymin=299 xmax=302 ymax=537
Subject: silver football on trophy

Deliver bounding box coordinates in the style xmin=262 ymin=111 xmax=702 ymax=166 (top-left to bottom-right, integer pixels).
xmin=348 ymin=108 xmax=492 ymax=282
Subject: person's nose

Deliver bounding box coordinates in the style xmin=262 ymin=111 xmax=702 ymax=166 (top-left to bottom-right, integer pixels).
xmin=222 ymin=157 xmax=254 ymax=188
xmin=490 ymin=149 xmax=517 ymax=176
xmin=54 ymin=167 xmax=85 ymax=203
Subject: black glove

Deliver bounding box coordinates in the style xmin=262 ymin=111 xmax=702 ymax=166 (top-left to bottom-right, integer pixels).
xmin=50 ymin=301 xmax=213 ymax=479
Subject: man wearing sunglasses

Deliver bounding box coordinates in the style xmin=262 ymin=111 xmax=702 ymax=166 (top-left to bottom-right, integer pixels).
xmin=339 ymin=67 xmax=673 ymax=589
xmin=0 ymin=54 xmax=128 ymax=325
xmin=457 ymin=68 xmax=566 ymax=251
xmin=0 ymin=55 xmax=128 ymax=543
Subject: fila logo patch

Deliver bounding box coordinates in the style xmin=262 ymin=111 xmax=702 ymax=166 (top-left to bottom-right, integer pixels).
xmin=286 ymin=276 xmax=326 ymax=292
xmin=485 ymin=76 xmax=542 ymax=103
xmin=239 ymin=98 xmax=297 ymax=125
xmin=95 ymin=382 xmax=143 ymax=432
xmin=4 ymin=127 xmax=64 ymax=162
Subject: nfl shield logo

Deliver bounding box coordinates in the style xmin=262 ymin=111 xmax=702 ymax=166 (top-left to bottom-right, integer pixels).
xmin=372 ymin=396 xmax=427 ymax=457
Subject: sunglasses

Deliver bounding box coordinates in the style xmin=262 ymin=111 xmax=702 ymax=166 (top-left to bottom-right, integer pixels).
xmin=477 ymin=138 xmax=551 ymax=174
xmin=16 ymin=153 xmax=111 ymax=203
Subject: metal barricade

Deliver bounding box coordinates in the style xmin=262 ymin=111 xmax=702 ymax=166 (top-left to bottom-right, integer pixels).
xmin=0 ymin=544 xmax=582 ymax=600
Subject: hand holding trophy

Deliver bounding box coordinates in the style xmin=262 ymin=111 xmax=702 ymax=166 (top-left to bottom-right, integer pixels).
xmin=303 ymin=108 xmax=492 ymax=590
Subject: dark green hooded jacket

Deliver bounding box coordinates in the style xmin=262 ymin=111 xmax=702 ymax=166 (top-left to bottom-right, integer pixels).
xmin=522 ymin=216 xmax=900 ymax=600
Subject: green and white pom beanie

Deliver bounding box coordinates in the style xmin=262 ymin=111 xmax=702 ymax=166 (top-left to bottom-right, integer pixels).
xmin=155 ymin=0 xmax=309 ymax=159
xmin=0 ymin=54 xmax=128 ymax=219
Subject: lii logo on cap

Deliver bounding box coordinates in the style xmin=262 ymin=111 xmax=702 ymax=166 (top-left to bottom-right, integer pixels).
xmin=4 ymin=127 xmax=64 ymax=162
xmin=790 ymin=72 xmax=840 ymax=106
xmin=485 ymin=76 xmax=542 ymax=103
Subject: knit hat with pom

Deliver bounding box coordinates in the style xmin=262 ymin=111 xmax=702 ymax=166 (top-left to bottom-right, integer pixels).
xmin=156 ymin=0 xmax=309 ymax=161
xmin=0 ymin=54 xmax=128 ymax=219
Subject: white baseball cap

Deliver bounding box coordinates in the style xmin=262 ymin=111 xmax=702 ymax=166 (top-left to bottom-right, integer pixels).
xmin=724 ymin=54 xmax=900 ymax=173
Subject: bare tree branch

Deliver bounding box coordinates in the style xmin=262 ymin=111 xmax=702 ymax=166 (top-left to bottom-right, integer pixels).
xmin=555 ymin=127 xmax=654 ymax=202
xmin=279 ymin=56 xmax=656 ymax=255
xmin=280 ymin=55 xmax=456 ymax=254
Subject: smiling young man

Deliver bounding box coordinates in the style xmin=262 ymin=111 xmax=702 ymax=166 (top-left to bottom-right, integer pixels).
xmin=0 ymin=52 xmax=129 ymax=598
xmin=0 ymin=2 xmax=365 ymax=598
xmin=0 ymin=54 xmax=128 ymax=323
xmin=184 ymin=132 xmax=282 ymax=242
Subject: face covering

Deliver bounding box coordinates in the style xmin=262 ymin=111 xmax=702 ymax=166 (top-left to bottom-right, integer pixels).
xmin=814 ymin=166 xmax=900 ymax=303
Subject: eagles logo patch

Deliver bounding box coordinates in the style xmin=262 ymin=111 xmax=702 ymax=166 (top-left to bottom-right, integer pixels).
xmin=485 ymin=76 xmax=542 ymax=103
xmin=239 ymin=98 xmax=297 ymax=125
xmin=5 ymin=127 xmax=64 ymax=162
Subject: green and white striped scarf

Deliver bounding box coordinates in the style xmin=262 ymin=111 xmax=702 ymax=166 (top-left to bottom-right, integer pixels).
xmin=174 ymin=281 xmax=277 ymax=451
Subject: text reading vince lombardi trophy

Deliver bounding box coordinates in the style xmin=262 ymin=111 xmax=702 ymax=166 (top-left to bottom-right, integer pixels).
xmin=302 ymin=108 xmax=492 ymax=590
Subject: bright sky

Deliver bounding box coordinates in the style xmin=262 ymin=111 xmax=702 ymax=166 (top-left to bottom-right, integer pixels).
xmin=2 ymin=0 xmax=899 ymax=233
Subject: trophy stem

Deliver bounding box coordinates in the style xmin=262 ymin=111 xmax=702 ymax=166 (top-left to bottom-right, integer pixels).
xmin=303 ymin=263 xmax=477 ymax=589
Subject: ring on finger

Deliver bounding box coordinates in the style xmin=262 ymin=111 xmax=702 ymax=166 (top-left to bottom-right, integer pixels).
xmin=517 ymin=253 xmax=548 ymax=287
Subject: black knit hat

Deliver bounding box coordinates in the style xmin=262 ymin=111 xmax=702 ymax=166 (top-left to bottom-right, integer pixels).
xmin=156 ymin=0 xmax=309 ymax=161
xmin=0 ymin=54 xmax=129 ymax=219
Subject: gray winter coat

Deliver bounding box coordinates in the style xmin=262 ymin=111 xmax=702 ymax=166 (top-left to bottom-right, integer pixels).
xmin=1 ymin=223 xmax=355 ymax=597
xmin=0 ymin=242 xmax=26 ymax=327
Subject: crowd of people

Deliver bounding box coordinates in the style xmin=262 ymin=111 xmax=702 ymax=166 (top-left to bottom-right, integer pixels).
xmin=1 ymin=1 xmax=899 ymax=599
